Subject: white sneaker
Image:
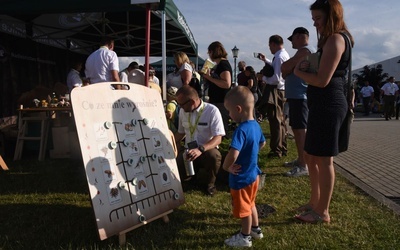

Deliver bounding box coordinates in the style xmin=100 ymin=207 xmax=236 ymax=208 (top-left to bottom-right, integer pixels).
xmin=224 ymin=233 xmax=252 ymax=247
xmin=285 ymin=166 xmax=309 ymax=177
xmin=283 ymin=159 xmax=298 ymax=168
xmin=250 ymin=227 xmax=264 ymax=240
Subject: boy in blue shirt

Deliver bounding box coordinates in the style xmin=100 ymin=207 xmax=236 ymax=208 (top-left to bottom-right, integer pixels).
xmin=223 ymin=86 xmax=266 ymax=247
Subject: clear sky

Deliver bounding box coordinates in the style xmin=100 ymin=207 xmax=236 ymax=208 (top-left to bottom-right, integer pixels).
xmin=121 ymin=0 xmax=400 ymax=73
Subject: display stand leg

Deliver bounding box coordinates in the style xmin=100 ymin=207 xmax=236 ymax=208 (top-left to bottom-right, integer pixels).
xmin=118 ymin=233 xmax=126 ymax=246
xmin=162 ymin=215 xmax=170 ymax=223
xmin=117 ymin=210 xmax=173 ymax=246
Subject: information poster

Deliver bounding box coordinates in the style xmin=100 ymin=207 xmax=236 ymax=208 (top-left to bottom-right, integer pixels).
xmin=71 ymin=83 xmax=184 ymax=240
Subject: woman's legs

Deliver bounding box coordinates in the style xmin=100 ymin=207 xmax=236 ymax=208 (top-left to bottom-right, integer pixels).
xmin=314 ymin=156 xmax=334 ymax=220
xmin=304 ymin=152 xmax=319 ymax=208
xmin=297 ymin=154 xmax=333 ymax=222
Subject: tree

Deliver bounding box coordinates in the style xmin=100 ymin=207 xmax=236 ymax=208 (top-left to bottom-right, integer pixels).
xmin=353 ymin=64 xmax=389 ymax=100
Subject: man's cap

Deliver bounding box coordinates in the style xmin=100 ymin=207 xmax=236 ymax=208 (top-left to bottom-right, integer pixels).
xmin=288 ymin=27 xmax=309 ymax=41
xmin=167 ymin=86 xmax=178 ymax=97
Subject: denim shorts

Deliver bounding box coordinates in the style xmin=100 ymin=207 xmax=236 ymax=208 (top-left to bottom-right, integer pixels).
xmin=288 ymin=99 xmax=308 ymax=129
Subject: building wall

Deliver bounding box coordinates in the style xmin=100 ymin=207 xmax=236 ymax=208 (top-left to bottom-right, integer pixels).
xmin=352 ymin=55 xmax=400 ymax=81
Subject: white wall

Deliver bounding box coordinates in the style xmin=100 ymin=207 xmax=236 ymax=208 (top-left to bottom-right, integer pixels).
xmin=352 ymin=55 xmax=400 ymax=80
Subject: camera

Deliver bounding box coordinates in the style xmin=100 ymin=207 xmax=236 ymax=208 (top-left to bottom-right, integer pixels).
xmin=253 ymin=52 xmax=261 ymax=59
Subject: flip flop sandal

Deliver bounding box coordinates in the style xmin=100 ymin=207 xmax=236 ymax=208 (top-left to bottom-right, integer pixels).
xmin=293 ymin=204 xmax=313 ymax=213
xmin=294 ymin=210 xmax=330 ymax=224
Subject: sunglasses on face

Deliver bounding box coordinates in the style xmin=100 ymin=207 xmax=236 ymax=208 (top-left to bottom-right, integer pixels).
xmin=178 ymin=99 xmax=191 ymax=107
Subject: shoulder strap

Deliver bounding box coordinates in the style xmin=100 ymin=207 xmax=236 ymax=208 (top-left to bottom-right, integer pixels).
xmin=341 ymin=33 xmax=353 ymax=103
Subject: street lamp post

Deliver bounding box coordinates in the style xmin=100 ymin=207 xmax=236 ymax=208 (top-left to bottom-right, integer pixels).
xmin=232 ymin=45 xmax=239 ymax=85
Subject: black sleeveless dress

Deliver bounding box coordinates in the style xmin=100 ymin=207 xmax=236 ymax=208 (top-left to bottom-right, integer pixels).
xmin=304 ymin=33 xmax=351 ymax=156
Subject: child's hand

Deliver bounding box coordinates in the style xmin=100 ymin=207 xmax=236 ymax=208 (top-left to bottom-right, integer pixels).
xmin=228 ymin=164 xmax=241 ymax=175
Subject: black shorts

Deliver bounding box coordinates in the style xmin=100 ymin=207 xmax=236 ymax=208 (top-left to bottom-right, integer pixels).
xmin=288 ymin=99 xmax=308 ymax=129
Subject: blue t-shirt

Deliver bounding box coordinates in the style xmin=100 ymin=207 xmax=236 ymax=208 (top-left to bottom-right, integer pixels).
xmin=229 ymin=120 xmax=265 ymax=190
xmin=285 ymin=45 xmax=315 ymax=99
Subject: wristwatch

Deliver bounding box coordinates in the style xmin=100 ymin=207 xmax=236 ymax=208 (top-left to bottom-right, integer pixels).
xmin=198 ymin=145 xmax=205 ymax=153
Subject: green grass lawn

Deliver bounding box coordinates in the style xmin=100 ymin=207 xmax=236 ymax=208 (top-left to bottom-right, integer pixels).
xmin=1 ymin=123 xmax=399 ymax=249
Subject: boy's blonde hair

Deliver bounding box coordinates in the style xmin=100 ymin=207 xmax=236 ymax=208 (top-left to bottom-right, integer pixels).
xmin=225 ymin=86 xmax=254 ymax=109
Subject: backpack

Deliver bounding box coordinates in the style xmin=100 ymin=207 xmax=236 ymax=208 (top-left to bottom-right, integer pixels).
xmin=261 ymin=63 xmax=274 ymax=77
xmin=171 ymin=101 xmax=180 ymax=130
xmin=189 ymin=72 xmax=202 ymax=98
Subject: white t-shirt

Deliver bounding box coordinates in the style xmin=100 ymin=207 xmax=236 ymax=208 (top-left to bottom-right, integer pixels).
xmin=167 ymin=72 xmax=183 ymax=88
xmin=381 ymin=82 xmax=399 ymax=96
xmin=360 ymin=85 xmax=374 ymax=98
xmin=179 ymin=62 xmax=193 ymax=74
xmin=168 ymin=63 xmax=193 ymax=88
xmin=178 ymin=101 xmax=225 ymax=146
xmin=119 ymin=69 xmax=129 ymax=83
xmin=85 ymin=46 xmax=119 ymax=84
xmin=66 ymin=68 xmax=82 ymax=92
xmin=128 ymin=69 xmax=145 ymax=85
xmin=152 ymin=75 xmax=160 ymax=85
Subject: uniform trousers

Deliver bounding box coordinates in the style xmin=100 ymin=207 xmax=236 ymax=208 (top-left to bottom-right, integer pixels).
xmin=176 ymin=148 xmax=221 ymax=188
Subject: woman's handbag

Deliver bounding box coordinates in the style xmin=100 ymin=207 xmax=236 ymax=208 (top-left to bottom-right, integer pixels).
xmin=338 ymin=108 xmax=353 ymax=153
xmin=338 ymin=33 xmax=353 ymax=153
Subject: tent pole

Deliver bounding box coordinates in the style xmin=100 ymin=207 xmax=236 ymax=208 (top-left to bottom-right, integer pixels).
xmin=144 ymin=4 xmax=151 ymax=86
xmin=162 ymin=10 xmax=167 ymax=102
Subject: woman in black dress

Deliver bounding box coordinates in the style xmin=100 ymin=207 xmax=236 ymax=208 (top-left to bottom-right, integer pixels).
xmin=293 ymin=0 xmax=354 ymax=223
xmin=201 ymin=41 xmax=232 ymax=132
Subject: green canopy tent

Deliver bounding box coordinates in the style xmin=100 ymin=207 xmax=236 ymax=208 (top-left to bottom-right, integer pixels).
xmin=0 ymin=0 xmax=197 ymax=57
xmin=0 ymin=0 xmax=199 ymax=117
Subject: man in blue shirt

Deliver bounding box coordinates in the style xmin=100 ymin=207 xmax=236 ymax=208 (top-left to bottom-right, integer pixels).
xmin=281 ymin=27 xmax=315 ymax=177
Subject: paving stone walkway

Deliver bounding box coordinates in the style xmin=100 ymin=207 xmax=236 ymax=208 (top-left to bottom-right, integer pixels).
xmin=334 ymin=112 xmax=400 ymax=215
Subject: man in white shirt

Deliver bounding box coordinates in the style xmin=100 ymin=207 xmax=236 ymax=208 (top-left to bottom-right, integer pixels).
xmin=119 ymin=61 xmax=138 ymax=83
xmin=359 ymin=80 xmax=375 ymax=116
xmin=66 ymin=61 xmax=83 ymax=93
xmin=85 ymin=37 xmax=120 ymax=86
xmin=258 ymin=35 xmax=290 ymax=158
xmin=174 ymin=85 xmax=225 ymax=196
xmin=380 ymin=76 xmax=399 ymax=120
xmin=127 ymin=62 xmax=145 ymax=85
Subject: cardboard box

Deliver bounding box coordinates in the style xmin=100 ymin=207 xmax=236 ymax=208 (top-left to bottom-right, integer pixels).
xmin=50 ymin=127 xmax=70 ymax=159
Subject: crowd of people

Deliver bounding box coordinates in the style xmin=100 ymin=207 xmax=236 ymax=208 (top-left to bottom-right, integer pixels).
xmin=170 ymin=0 xmax=356 ymax=247
xmin=67 ymin=37 xmax=161 ymax=93
xmin=65 ymin=0 xmax=381 ymax=247
xmin=358 ymin=76 xmax=399 ymax=120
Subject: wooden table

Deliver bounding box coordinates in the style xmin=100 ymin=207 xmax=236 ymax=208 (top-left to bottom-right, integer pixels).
xmin=14 ymin=106 xmax=72 ymax=161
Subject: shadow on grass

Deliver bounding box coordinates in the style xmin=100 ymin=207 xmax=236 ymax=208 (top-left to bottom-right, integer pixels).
xmin=0 ymin=203 xmax=199 ymax=249
xmin=122 ymin=208 xmax=235 ymax=249
xmin=0 ymin=159 xmax=88 ymax=195
xmin=0 ymin=203 xmax=101 ymax=249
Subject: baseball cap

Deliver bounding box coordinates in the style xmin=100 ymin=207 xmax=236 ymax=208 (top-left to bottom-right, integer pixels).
xmin=167 ymin=86 xmax=178 ymax=97
xmin=288 ymin=27 xmax=309 ymax=41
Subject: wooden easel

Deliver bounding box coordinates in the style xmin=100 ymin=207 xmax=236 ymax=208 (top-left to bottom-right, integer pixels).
xmin=118 ymin=211 xmax=172 ymax=246
xmin=0 ymin=155 xmax=9 ymax=170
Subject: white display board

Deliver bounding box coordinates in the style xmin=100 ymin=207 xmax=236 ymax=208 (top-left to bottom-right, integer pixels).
xmin=71 ymin=83 xmax=184 ymax=240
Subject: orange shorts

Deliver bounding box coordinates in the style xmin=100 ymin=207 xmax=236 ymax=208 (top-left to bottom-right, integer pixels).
xmin=230 ymin=176 xmax=259 ymax=218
